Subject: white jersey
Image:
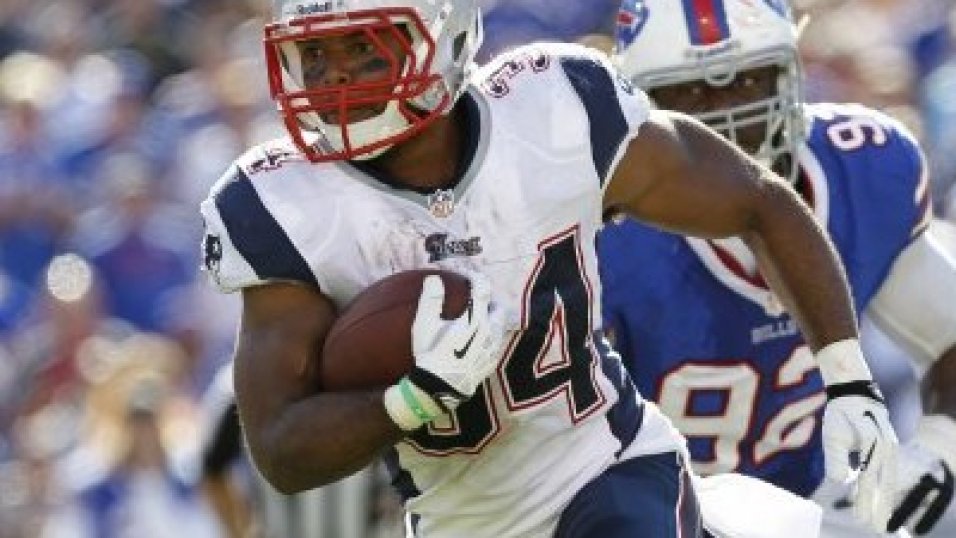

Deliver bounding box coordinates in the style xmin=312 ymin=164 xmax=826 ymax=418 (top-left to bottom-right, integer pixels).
xmin=200 ymin=43 xmax=683 ymax=538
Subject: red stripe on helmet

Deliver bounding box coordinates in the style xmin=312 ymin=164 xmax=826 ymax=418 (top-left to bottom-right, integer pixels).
xmin=691 ymin=0 xmax=723 ymax=45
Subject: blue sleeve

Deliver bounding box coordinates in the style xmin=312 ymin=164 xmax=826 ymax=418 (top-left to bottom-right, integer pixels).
xmin=861 ymin=111 xmax=931 ymax=238
xmin=806 ymin=105 xmax=932 ymax=307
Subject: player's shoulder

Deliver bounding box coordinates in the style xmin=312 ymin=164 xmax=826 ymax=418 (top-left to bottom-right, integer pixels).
xmin=803 ymin=102 xmax=922 ymax=165
xmin=473 ymin=42 xmax=613 ymax=81
xmin=802 ymin=103 xmax=931 ymax=252
xmin=805 ymin=102 xmax=907 ymax=128
xmin=470 ymin=42 xmax=647 ymax=111
xmin=203 ymin=136 xmax=346 ymax=222
xmin=200 ymin=137 xmax=329 ymax=293
xmin=468 ymin=43 xmax=649 ymax=184
xmin=206 ymin=137 xmax=309 ymax=198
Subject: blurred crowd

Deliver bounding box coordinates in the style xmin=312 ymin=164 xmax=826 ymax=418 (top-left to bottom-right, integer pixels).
xmin=0 ymin=0 xmax=954 ymax=537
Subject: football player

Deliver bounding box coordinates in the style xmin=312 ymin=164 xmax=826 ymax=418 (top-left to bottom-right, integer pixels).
xmin=199 ymin=0 xmax=898 ymax=535
xmin=604 ymin=0 xmax=956 ymax=536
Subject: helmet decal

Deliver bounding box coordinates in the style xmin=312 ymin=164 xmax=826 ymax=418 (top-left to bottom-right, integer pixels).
xmin=616 ymin=0 xmax=650 ymax=52
xmin=681 ymin=0 xmax=732 ymax=46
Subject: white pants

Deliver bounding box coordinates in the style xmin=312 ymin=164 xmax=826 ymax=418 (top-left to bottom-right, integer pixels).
xmin=697 ymin=473 xmax=822 ymax=538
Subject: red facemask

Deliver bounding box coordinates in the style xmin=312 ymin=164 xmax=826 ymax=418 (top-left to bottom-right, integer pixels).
xmin=264 ymin=7 xmax=449 ymax=162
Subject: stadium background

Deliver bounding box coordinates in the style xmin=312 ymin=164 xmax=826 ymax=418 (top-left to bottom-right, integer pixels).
xmin=0 ymin=0 xmax=954 ymax=536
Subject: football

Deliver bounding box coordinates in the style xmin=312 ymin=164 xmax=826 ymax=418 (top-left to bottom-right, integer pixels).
xmin=319 ymin=269 xmax=471 ymax=391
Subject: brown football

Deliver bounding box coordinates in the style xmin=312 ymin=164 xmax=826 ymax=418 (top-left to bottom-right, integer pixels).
xmin=319 ymin=269 xmax=471 ymax=391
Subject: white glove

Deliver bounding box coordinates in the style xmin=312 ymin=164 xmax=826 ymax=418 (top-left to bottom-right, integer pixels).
xmin=885 ymin=415 xmax=956 ymax=535
xmin=817 ymin=339 xmax=900 ymax=533
xmin=822 ymin=392 xmax=899 ymax=532
xmin=383 ymin=272 xmax=503 ymax=431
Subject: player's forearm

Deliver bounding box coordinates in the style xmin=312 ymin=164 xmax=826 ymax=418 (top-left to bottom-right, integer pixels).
xmin=742 ymin=179 xmax=859 ymax=351
xmin=248 ymin=390 xmax=404 ymax=493
xmin=923 ymin=344 xmax=956 ymax=418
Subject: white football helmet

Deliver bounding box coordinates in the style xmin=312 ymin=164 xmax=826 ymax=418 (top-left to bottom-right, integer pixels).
xmin=265 ymin=0 xmax=482 ymax=162
xmin=613 ymin=0 xmax=804 ymax=179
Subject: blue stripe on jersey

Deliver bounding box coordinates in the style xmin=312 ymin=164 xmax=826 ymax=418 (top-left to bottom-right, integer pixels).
xmin=382 ymin=448 xmax=420 ymax=502
xmin=559 ymin=57 xmax=629 ymax=185
xmin=214 ymin=167 xmax=317 ymax=287
xmin=595 ymin=334 xmax=644 ymax=456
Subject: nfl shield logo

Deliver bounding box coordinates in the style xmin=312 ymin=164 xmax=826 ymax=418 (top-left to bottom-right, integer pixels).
xmin=616 ymin=0 xmax=649 ymax=51
xmin=427 ymin=189 xmax=455 ymax=218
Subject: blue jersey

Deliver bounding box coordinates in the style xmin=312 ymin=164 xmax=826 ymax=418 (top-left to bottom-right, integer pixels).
xmin=598 ymin=103 xmax=931 ymax=497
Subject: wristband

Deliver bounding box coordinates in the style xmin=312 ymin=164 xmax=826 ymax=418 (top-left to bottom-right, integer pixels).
xmin=824 ymin=380 xmax=884 ymax=403
xmin=399 ymin=377 xmax=438 ymax=424
xmin=815 ymin=338 xmax=873 ymax=386
xmin=383 ymin=377 xmax=444 ymax=431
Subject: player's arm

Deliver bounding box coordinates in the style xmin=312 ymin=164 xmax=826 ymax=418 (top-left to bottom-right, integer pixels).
xmin=202 ymin=166 xmax=501 ymax=493
xmin=604 ymin=109 xmax=858 ymax=350
xmin=200 ymin=169 xmax=399 ymax=492
xmin=867 ymin=219 xmax=956 ymax=417
xmin=864 ymin=219 xmax=956 ymax=533
xmin=234 ymin=282 xmax=404 ymax=493
xmin=236 ymin=275 xmax=502 ymax=493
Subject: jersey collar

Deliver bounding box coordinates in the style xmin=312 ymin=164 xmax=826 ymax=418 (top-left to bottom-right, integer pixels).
xmin=337 ymin=87 xmax=490 ymax=218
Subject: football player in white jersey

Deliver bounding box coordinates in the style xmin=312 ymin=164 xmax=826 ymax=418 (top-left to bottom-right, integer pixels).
xmin=199 ymin=0 xmax=900 ymax=536
xmin=607 ymin=0 xmax=956 ymax=536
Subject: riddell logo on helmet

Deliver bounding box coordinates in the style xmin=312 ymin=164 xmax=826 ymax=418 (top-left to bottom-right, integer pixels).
xmin=295 ymin=1 xmax=333 ymax=15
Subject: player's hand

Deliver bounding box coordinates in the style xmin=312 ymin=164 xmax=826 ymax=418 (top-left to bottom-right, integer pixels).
xmin=821 ymin=384 xmax=899 ymax=533
xmin=411 ymin=272 xmax=502 ymax=403
xmin=886 ymin=415 xmax=956 ymax=535
xmin=815 ymin=339 xmax=901 ymax=532
xmin=384 ymin=272 xmax=503 ymax=431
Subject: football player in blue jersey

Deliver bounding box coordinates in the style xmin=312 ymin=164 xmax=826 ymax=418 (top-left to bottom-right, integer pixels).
xmin=606 ymin=0 xmax=956 ymax=536
xmin=200 ymin=0 xmax=902 ymax=535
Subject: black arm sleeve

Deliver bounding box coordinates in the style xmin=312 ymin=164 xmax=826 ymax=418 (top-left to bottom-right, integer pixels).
xmin=202 ymin=402 xmax=244 ymax=477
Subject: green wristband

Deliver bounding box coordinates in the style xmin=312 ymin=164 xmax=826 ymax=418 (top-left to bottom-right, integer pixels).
xmin=399 ymin=377 xmax=436 ymax=423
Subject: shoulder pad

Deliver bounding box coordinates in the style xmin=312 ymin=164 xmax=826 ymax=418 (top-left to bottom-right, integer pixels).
xmin=200 ymin=160 xmax=318 ymax=293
